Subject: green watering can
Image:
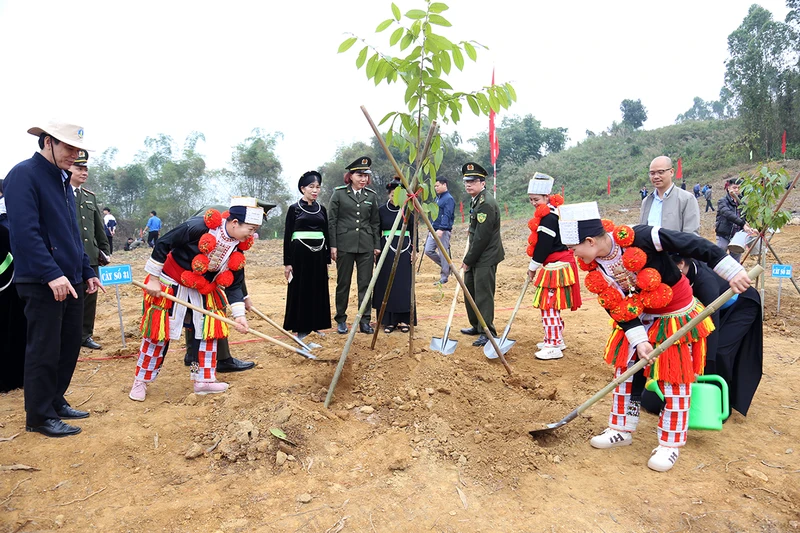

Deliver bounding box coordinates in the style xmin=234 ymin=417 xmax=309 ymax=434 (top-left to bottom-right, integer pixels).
xmin=645 ymin=375 xmax=730 ymax=431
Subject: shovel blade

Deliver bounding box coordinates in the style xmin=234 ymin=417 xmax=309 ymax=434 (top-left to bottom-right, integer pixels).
xmin=306 ymin=342 xmax=323 ymax=350
xmin=430 ymin=337 xmax=458 ymax=355
xmin=483 ymin=338 xmax=515 ymax=360
xmin=297 ymin=349 xmax=317 ymax=360
xmin=527 ymin=420 xmax=567 ymax=437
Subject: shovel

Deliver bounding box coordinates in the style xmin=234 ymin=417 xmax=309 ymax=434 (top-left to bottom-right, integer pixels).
xmin=249 ymin=305 xmax=322 ymax=351
xmin=484 ymin=276 xmax=530 ymax=360
xmin=527 ymin=265 xmax=762 ymax=437
xmin=430 ymin=238 xmax=470 ymax=355
xmin=132 ymin=280 xmax=317 ymax=360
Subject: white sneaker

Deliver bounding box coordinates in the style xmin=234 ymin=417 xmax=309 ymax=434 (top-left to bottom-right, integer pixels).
xmin=537 ymin=341 xmax=566 ymax=350
xmin=129 ymin=379 xmax=147 ymax=402
xmin=648 ymin=445 xmax=680 ymax=472
xmin=193 ymin=381 xmax=229 ymax=395
xmin=590 ymin=428 xmax=633 ymax=449
xmin=535 ymin=347 xmax=564 ymax=360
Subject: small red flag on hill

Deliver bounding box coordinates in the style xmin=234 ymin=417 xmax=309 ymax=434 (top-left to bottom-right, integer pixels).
xmin=676 ymin=157 xmax=683 ymax=180
xmin=782 ymin=130 xmax=787 ymax=156
xmin=607 ymin=176 xmax=611 ymax=196
xmin=459 ymin=201 xmax=464 ymax=223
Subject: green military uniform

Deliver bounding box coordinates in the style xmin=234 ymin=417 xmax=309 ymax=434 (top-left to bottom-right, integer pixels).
xmin=328 ymin=168 xmax=381 ymax=327
xmin=461 ymin=164 xmax=504 ymax=336
xmin=74 ymin=185 xmax=111 ymax=343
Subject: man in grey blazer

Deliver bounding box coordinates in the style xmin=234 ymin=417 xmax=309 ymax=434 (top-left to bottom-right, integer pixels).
xmin=639 ymin=156 xmax=700 ymax=234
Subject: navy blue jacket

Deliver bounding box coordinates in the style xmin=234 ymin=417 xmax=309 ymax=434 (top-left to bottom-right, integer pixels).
xmin=432 ymin=191 xmax=455 ymax=231
xmin=4 ymin=152 xmax=94 ymax=285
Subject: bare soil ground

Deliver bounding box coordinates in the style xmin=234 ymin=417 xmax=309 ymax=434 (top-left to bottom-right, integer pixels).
xmin=2 ymin=188 xmax=800 ymax=533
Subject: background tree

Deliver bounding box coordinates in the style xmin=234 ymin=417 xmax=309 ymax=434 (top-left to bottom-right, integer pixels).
xmin=620 ymin=98 xmax=648 ymax=129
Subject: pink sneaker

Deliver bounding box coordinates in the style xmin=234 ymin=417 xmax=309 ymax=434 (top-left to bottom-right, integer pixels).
xmin=129 ymin=379 xmax=147 ymax=401
xmin=193 ymin=381 xmax=229 ymax=395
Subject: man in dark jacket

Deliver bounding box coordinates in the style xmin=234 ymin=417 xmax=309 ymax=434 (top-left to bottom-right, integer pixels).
xmin=715 ymin=178 xmax=753 ymax=262
xmin=424 ymin=177 xmax=456 ymax=285
xmin=4 ymin=121 xmax=103 ymax=438
xmin=459 ymin=162 xmax=505 ymax=347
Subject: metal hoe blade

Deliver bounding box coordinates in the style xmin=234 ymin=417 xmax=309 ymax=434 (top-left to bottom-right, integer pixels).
xmin=430 ymin=336 xmax=458 ymax=355
xmin=483 ymin=337 xmax=515 ymax=360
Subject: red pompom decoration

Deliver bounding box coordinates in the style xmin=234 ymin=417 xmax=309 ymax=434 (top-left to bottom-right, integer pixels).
xmin=597 ymin=287 xmax=623 ymax=309
xmin=527 ymin=217 xmax=537 ymax=231
xmin=535 ymin=204 xmax=551 ymax=218
xmin=198 ymin=233 xmax=217 ymax=254
xmin=527 ymin=233 xmax=537 ymax=245
xmin=550 ymin=194 xmax=564 ymax=207
xmin=197 ymin=278 xmax=214 ymax=295
xmin=221 ymin=210 xmax=230 ymax=219
xmin=622 ymin=247 xmax=647 ymax=272
xmin=526 ymin=244 xmax=535 ymax=257
xmin=215 ymin=270 xmax=234 ymax=289
xmin=601 ymin=219 xmax=616 ymax=233
xmin=203 ymin=209 xmax=222 ymax=229
xmin=584 ymin=270 xmax=609 ymax=294
xmin=191 ymin=254 xmax=209 ymax=274
xmin=227 ymin=251 xmax=246 ymax=271
xmin=636 ymin=267 xmax=661 ymax=291
xmin=238 ymin=235 xmax=254 ymax=251
xmin=577 ymin=257 xmax=598 ymax=271
xmin=613 ymin=225 xmax=635 ymax=247
xmin=610 ymin=294 xmax=642 ymax=322
xmin=641 ymin=283 xmax=673 ymax=309
xmin=181 ymin=271 xmax=202 ymax=289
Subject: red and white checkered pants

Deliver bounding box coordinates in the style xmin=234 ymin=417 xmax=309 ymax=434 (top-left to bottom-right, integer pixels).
xmin=134 ymin=338 xmax=218 ymax=383
xmin=608 ymin=358 xmax=692 ymax=447
xmin=540 ymin=307 xmax=564 ymax=346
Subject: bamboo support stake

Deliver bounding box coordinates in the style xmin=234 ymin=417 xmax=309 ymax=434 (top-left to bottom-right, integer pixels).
xmin=131 ymin=280 xmax=314 ymax=359
xmin=360 ymin=105 xmax=513 ymax=374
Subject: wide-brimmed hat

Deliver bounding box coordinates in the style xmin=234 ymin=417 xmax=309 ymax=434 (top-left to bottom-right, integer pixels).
xmin=28 ymin=120 xmax=93 ymax=151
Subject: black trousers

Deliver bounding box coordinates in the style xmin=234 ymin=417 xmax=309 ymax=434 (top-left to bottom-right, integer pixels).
xmin=0 ymin=283 xmax=27 ymax=392
xmin=148 ymin=231 xmax=159 ymax=248
xmin=82 ymin=265 xmax=99 ymax=343
xmin=107 ymin=235 xmax=113 ymax=254
xmin=16 ymin=282 xmax=84 ymax=425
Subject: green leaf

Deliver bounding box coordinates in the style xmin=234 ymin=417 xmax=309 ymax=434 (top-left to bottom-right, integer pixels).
xmin=476 ymin=92 xmax=491 ymax=113
xmin=488 ymin=92 xmax=500 ymax=112
xmin=439 ymin=51 xmax=451 ymax=74
xmin=429 ymin=2 xmax=448 ymax=13
xmin=393 ymin=185 xmax=404 ymax=206
xmin=429 ymin=179 xmax=437 ymax=198
xmin=505 ymin=83 xmax=517 ymax=101
xmin=404 ymin=81 xmax=418 ymax=104
xmin=429 ymin=203 xmax=439 ymax=221
xmin=366 ymin=53 xmax=379 ymax=78
xmin=428 ymin=33 xmax=453 ymax=50
xmin=405 ymin=9 xmax=426 ymax=19
xmin=390 ymin=26 xmax=404 ymax=46
xmin=378 ymin=111 xmax=396 ymax=125
xmin=400 ymin=33 xmax=413 ymax=50
xmin=376 ymin=18 xmax=394 ymax=32
xmin=434 ymin=146 xmax=444 ymax=168
xmin=385 ymin=129 xmax=394 ymax=146
xmin=429 ymin=14 xmax=452 ymax=26
xmin=463 ymin=42 xmax=477 ymax=60
xmin=391 ymin=2 xmax=401 ymax=21
xmin=451 ymin=47 xmax=464 ymax=70
xmin=421 ymin=184 xmax=429 ymax=201
xmin=356 ymin=46 xmax=368 ymax=69
xmin=338 ymin=37 xmax=357 ymax=53
xmin=408 ymin=95 xmax=419 ymax=112
xmin=408 ymin=144 xmax=417 ymax=164
xmin=466 ymin=94 xmax=480 ymax=115
xmin=429 ymin=164 xmax=437 ymax=181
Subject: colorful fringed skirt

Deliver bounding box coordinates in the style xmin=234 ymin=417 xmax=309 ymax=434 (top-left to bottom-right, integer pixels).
xmin=531 ymin=255 xmax=582 ymax=311
xmin=603 ymin=297 xmax=715 ymax=384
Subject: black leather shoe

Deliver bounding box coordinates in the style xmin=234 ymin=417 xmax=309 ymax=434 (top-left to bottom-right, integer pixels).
xmin=81 ymin=337 xmax=101 ymax=350
xmin=460 ymin=326 xmax=479 ymax=336
xmin=216 ymin=357 xmax=255 ymax=372
xmin=56 ymin=405 xmax=89 ymax=419
xmin=337 ymin=322 xmax=348 ymax=334
xmin=359 ymin=322 xmax=374 ymax=334
xmin=26 ymin=419 xmax=82 ymax=438
xmin=472 ymin=334 xmax=490 ymax=347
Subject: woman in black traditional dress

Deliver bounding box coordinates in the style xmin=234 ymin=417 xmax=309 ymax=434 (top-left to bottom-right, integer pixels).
xmin=283 ymin=171 xmax=332 ymax=338
xmin=373 ymin=179 xmax=416 ymax=333
xmin=0 ymin=219 xmax=27 ymax=392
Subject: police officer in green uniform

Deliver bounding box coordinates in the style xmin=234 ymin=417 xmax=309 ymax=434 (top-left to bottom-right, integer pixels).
xmin=328 ymin=157 xmax=381 ymax=334
xmin=69 ymin=150 xmax=111 ymax=350
xmin=459 ymin=162 xmax=505 ymax=347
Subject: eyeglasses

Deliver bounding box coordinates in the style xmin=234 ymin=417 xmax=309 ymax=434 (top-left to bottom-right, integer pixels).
xmin=649 ymin=168 xmax=672 ymax=177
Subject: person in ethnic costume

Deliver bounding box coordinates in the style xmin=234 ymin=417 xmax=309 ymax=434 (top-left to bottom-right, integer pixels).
xmin=372 ymin=178 xmax=416 ymax=333
xmin=524 ymin=173 xmax=582 ymax=360
xmin=283 ymin=171 xmax=332 ymax=338
xmin=129 ymin=198 xmax=263 ymax=401
xmin=0 ymin=216 xmax=27 ymax=392
xmin=559 ymin=202 xmax=752 ymax=472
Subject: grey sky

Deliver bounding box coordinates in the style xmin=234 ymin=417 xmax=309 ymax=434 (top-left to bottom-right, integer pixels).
xmin=0 ymin=0 xmax=790 ymax=195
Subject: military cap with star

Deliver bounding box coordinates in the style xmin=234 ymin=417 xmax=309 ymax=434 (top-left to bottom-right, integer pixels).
xmin=346 ymin=156 xmax=372 ymax=174
xmin=462 ymin=162 xmax=487 ymax=181
xmin=74 ymin=150 xmax=89 ymax=167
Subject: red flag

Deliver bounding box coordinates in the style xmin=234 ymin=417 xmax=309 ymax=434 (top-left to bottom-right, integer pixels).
xmin=561 ymin=185 xmax=565 ymax=199
xmin=782 ymin=130 xmax=787 ymax=155
xmin=607 ymin=176 xmax=611 ymax=196
xmin=489 ymin=69 xmax=499 ymax=168
xmin=676 ymin=157 xmax=683 ymax=180
xmin=459 ymin=201 xmax=464 ymax=223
